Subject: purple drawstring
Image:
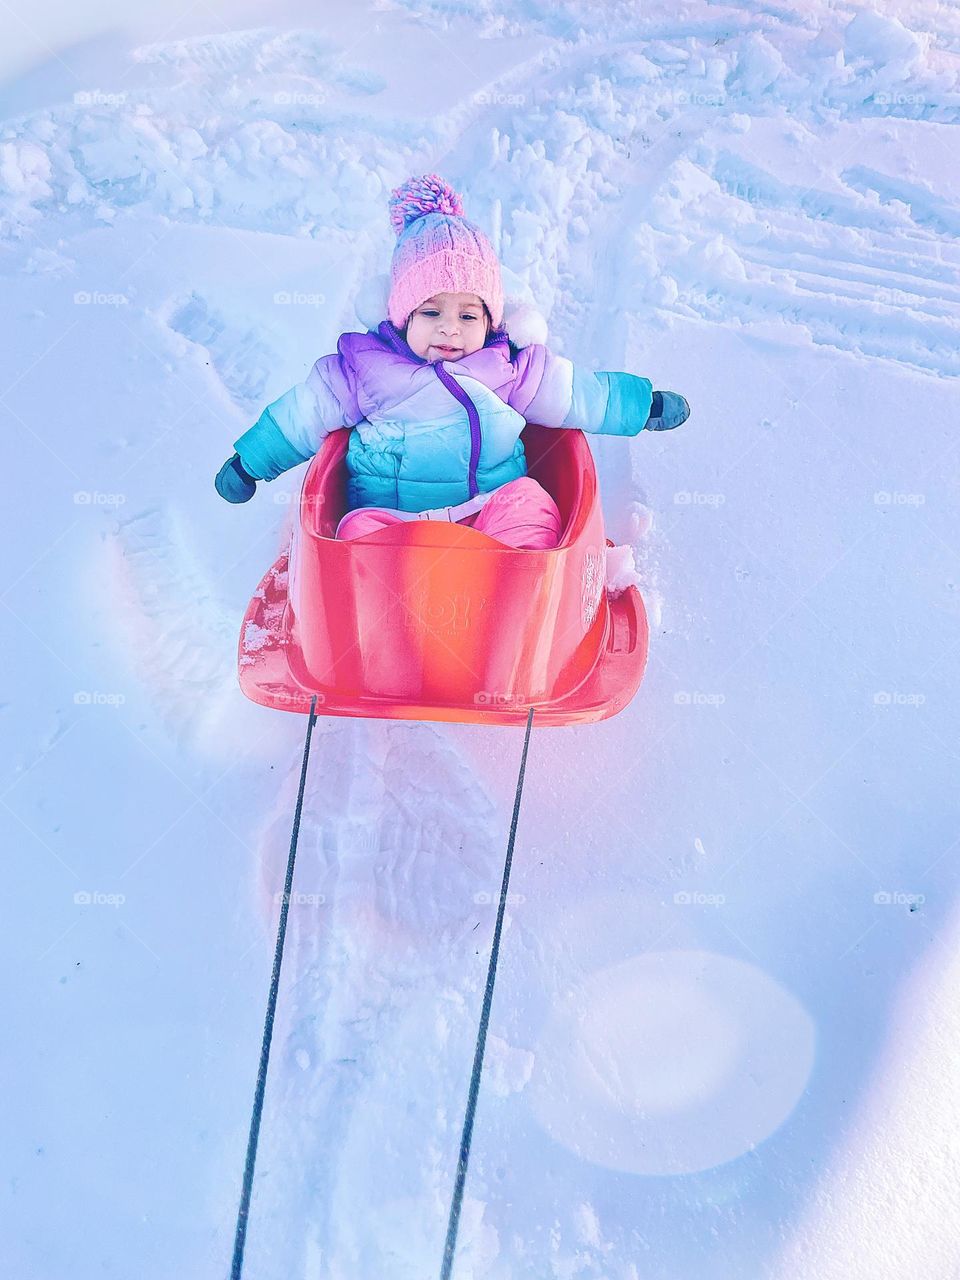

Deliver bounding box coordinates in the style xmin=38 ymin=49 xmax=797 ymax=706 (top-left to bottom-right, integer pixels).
xmin=433 ymin=362 xmax=482 ymax=497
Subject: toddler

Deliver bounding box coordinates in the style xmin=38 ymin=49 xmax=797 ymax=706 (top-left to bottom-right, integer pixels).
xmin=216 ymin=174 xmax=690 ymax=549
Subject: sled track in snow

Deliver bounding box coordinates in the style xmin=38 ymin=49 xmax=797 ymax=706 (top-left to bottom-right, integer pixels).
xmin=244 ymin=719 xmax=515 ymax=1276
xmin=663 ymin=141 xmax=960 ymax=379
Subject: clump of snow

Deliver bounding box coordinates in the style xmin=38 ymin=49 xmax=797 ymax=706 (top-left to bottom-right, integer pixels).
xmin=842 ymin=10 xmax=926 ymax=79
xmin=573 ymin=1201 xmax=604 ymax=1247
xmin=484 ymin=1034 xmax=535 ymax=1097
xmin=242 ymin=619 xmax=272 ymax=652
xmin=605 ymin=543 xmax=642 ymax=597
xmin=618 ymin=51 xmax=661 ymax=84
xmin=629 ymin=501 xmax=654 ymax=539
xmin=0 ymin=140 xmax=52 ymax=232
xmin=22 ymin=246 xmax=74 ymax=276
xmin=0 ymin=140 xmax=52 ymax=198
xmin=725 ymin=33 xmax=786 ymax=97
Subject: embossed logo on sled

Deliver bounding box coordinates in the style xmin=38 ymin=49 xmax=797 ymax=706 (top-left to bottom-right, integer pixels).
xmin=408 ymin=590 xmax=473 ymax=634
xmin=581 ymin=546 xmax=605 ymax=630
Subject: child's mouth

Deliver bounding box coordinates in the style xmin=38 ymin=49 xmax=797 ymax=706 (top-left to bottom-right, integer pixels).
xmin=433 ymin=345 xmax=461 ymax=355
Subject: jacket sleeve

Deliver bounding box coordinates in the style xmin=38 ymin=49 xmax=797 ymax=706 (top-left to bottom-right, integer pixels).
xmin=233 ymin=350 xmax=364 ymax=481
xmin=507 ymin=343 xmax=654 ymax=437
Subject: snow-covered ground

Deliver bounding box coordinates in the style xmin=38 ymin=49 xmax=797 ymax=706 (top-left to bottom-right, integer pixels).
xmin=3 ymin=1 xmax=960 ymax=1276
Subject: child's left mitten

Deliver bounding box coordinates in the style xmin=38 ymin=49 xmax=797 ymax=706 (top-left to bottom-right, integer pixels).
xmin=645 ymin=391 xmax=690 ymax=431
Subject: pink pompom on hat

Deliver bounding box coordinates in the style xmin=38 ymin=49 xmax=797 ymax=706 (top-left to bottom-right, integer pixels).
xmin=386 ymin=174 xmax=504 ymax=330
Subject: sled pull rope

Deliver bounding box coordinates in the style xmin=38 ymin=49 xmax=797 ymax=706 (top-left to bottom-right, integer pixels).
xmin=441 ymin=704 xmax=536 ymax=1279
xmin=230 ymin=694 xmax=319 ymax=1280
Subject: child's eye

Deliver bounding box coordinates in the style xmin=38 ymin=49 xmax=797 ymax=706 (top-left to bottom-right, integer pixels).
xmin=418 ymin=309 xmax=479 ymax=320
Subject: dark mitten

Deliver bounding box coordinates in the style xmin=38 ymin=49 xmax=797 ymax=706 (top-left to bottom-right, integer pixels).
xmin=645 ymin=391 xmax=690 ymax=431
xmin=215 ymin=453 xmax=259 ymax=503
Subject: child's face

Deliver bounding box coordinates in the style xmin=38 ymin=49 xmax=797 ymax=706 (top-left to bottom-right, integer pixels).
xmin=405 ymin=293 xmax=489 ymax=361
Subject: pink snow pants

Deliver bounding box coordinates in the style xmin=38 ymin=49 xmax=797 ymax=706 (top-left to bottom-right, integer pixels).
xmin=336 ymin=477 xmax=563 ymax=550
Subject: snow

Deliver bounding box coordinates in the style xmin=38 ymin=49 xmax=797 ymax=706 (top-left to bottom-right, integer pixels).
xmin=3 ymin=1 xmax=960 ymax=1277
xmin=604 ymin=541 xmax=642 ymax=596
xmin=528 ymin=950 xmax=815 ymax=1176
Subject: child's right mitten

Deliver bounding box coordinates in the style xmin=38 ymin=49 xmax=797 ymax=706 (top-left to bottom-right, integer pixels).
xmin=215 ymin=453 xmax=259 ymax=503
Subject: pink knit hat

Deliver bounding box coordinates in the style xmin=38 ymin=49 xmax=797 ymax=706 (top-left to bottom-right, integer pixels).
xmin=386 ymin=174 xmax=504 ymax=330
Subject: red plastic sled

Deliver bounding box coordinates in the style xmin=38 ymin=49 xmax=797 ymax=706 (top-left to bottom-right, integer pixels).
xmin=238 ymin=424 xmax=648 ymax=727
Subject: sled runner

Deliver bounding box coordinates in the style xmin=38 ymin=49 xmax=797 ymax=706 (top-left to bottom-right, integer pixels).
xmin=237 ymin=423 xmax=648 ymax=726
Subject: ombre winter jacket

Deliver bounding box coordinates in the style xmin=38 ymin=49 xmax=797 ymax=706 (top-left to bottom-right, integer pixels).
xmin=233 ymin=321 xmax=656 ymax=513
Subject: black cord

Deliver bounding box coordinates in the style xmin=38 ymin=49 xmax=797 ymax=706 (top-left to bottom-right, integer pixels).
xmin=441 ymin=705 xmax=536 ymax=1279
xmin=230 ymin=695 xmax=319 ymax=1279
